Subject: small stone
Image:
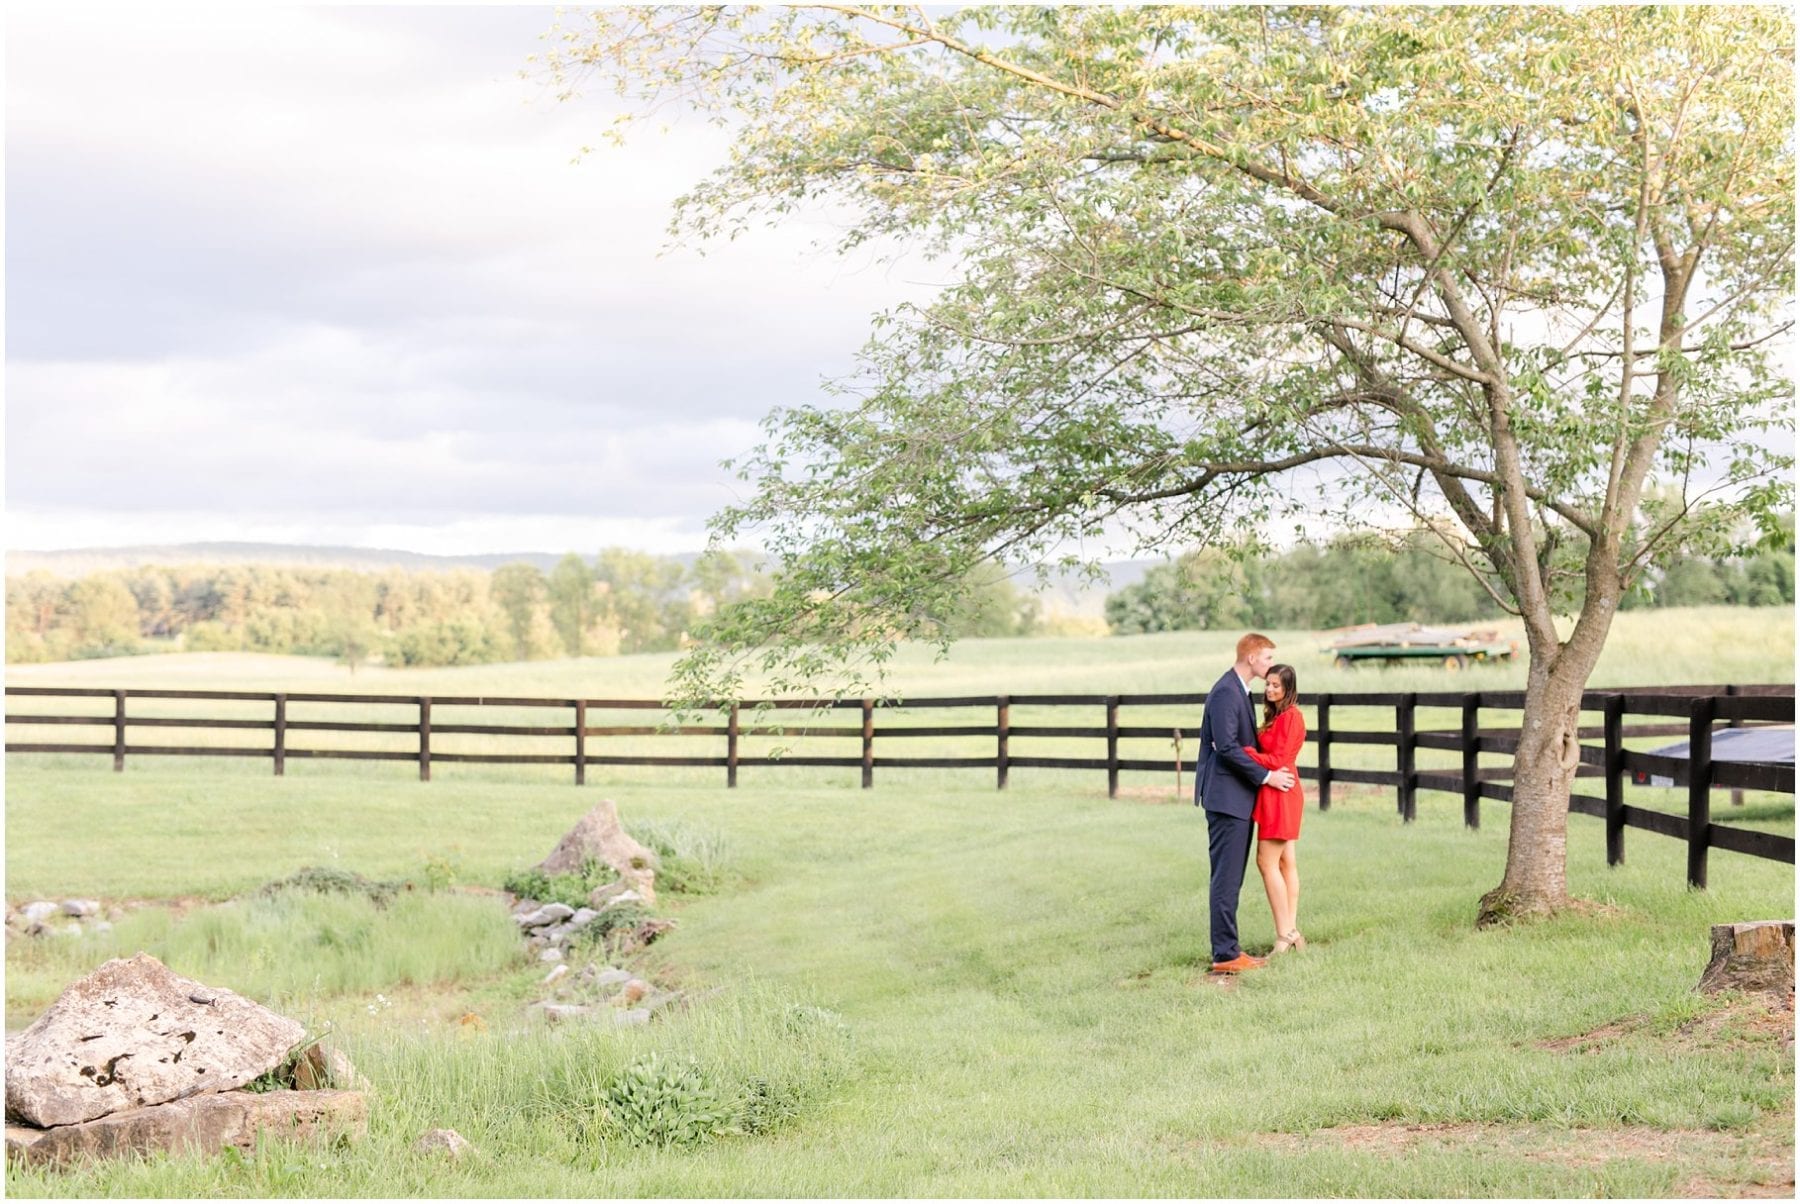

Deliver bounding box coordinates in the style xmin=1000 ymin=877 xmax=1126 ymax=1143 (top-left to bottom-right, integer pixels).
xmin=618 ymin=978 xmax=651 ymax=1005
xmin=597 ymin=889 xmax=645 ymax=912
xmin=414 ymin=1127 xmax=472 ymax=1159
xmin=611 ymin=1008 xmax=651 ymax=1028
xmin=53 ymin=924 xmax=83 ymax=939
xmin=509 ymin=898 xmax=541 ymax=916
xmin=514 ymin=903 xmax=573 ymax=929
xmin=536 ymin=1003 xmax=592 ymax=1024
xmin=293 ymin=1044 xmax=368 ymax=1093
xmin=568 ymin=908 xmax=599 ymax=930
xmin=586 ymin=882 xmax=632 ymax=909
xmin=21 ymin=902 xmax=57 ymax=925
xmin=542 ymin=964 xmax=569 ymax=986
xmin=538 ymin=947 xmax=564 ymax=964
xmin=61 ymin=900 xmax=101 ymax=918
xmin=592 ymin=968 xmax=632 ymax=989
xmin=89 ymin=921 xmax=113 ymax=935
xmin=542 ymin=922 xmax=574 ymax=944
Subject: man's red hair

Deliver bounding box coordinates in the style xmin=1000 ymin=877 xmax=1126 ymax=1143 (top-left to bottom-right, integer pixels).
xmin=1236 ymin=632 xmax=1275 ymax=661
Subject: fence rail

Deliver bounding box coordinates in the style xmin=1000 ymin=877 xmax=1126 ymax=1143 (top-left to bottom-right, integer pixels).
xmin=6 ymin=682 xmax=1792 ymax=886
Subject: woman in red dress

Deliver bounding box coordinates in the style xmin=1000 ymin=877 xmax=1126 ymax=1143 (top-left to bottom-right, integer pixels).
xmin=1244 ymin=664 xmax=1307 ymax=953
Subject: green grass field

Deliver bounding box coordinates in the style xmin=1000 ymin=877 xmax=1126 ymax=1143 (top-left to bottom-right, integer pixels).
xmin=5 ymin=607 xmax=1794 ymax=1196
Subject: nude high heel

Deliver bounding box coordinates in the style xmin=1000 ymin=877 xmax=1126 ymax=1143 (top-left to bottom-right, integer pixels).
xmin=1284 ymin=928 xmax=1307 ymax=951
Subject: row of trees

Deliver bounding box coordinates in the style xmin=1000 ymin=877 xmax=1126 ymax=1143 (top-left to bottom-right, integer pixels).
xmin=1106 ymin=528 xmax=1797 ymax=635
xmin=4 ymin=550 xmax=1046 ymax=665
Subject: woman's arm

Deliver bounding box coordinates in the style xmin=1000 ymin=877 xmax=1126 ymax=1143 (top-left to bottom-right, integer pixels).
xmin=1242 ymin=740 xmax=1284 ymax=769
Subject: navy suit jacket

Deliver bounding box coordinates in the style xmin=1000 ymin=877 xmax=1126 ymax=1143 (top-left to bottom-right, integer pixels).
xmin=1194 ymin=667 xmax=1269 ymax=819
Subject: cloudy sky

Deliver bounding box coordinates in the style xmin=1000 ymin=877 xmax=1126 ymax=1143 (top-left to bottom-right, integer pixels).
xmin=6 ymin=5 xmax=938 ymax=556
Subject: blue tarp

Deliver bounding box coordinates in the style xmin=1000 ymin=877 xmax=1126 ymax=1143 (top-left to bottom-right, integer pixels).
xmin=1634 ymin=725 xmax=1794 ymax=787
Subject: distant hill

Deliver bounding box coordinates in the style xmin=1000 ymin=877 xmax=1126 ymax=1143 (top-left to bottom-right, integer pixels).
xmin=4 ymin=541 xmax=1160 ymax=618
xmin=5 ymin=542 xmax=582 ymax=577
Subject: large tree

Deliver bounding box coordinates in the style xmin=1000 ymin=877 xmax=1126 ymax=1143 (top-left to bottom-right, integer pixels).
xmin=549 ymin=6 xmax=1794 ymax=923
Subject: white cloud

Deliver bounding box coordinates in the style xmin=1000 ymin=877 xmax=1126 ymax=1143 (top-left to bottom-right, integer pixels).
xmin=5 ymin=4 xmax=939 ymax=556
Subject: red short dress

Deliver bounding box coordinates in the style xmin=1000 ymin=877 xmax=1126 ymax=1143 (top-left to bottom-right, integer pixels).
xmin=1244 ymin=706 xmax=1306 ymax=841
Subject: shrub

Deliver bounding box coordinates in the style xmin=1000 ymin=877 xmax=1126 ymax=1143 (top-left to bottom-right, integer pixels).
xmin=500 ymin=858 xmax=617 ymax=910
xmin=601 ymin=1053 xmax=735 ymax=1147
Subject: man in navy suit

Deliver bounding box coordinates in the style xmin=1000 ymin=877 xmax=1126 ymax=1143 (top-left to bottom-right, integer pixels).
xmin=1196 ymin=632 xmax=1295 ymax=973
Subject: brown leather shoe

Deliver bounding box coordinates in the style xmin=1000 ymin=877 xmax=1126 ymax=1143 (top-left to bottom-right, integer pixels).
xmin=1209 ymin=952 xmax=1266 ymax=974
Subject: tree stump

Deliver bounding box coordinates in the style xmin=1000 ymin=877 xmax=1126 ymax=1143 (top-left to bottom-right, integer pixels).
xmin=1697 ymin=921 xmax=1795 ymax=995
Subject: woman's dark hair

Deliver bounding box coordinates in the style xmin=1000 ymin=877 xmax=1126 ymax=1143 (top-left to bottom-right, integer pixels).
xmin=1261 ymin=664 xmax=1299 ymax=731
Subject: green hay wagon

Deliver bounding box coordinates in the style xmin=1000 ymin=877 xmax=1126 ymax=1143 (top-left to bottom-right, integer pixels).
xmin=1325 ymin=623 xmax=1517 ymax=671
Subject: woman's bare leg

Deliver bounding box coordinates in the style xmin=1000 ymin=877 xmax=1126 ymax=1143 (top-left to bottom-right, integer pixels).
xmin=1256 ymin=839 xmax=1291 ymax=948
xmin=1279 ymin=843 xmax=1300 ymax=938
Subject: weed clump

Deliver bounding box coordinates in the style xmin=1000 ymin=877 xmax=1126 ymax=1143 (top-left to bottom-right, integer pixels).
xmin=260 ymin=866 xmax=409 ymax=908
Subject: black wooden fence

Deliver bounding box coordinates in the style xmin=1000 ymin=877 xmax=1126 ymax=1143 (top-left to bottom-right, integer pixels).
xmin=6 ymin=682 xmax=1792 ymax=887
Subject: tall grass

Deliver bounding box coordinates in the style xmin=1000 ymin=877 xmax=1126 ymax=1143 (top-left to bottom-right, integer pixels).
xmin=5 ymin=890 xmax=524 ymax=1023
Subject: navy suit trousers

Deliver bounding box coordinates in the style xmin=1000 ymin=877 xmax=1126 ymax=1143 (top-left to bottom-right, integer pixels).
xmin=1206 ymin=808 xmax=1256 ymax=961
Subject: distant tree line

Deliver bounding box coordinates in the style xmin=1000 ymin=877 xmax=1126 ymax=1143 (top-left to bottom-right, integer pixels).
xmin=3 ymin=550 xmax=1044 ymax=666
xmin=9 ymin=525 xmax=1784 ymax=664
xmin=1105 ymin=523 xmax=1796 ymax=635
xmin=4 ymin=551 xmax=751 ymax=666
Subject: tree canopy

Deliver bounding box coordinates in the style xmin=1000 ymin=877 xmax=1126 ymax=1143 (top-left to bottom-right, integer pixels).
xmin=550 ymin=5 xmax=1793 ymax=918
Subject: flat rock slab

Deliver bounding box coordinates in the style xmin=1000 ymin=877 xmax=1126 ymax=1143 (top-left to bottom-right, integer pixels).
xmin=5 ymin=953 xmax=305 ymax=1128
xmin=6 ymin=1089 xmax=367 ymax=1166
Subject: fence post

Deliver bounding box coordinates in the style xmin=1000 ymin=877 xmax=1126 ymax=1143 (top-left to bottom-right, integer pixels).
xmin=1687 ymin=695 xmax=1714 ymax=889
xmin=112 ymin=689 xmax=127 ymax=773
xmin=727 ymin=703 xmax=740 ymax=789
xmin=574 ymin=700 xmax=587 ymax=786
xmin=1460 ymin=694 xmax=1480 ymax=830
xmin=1315 ymin=695 xmax=1332 ymax=811
xmin=861 ymin=699 xmax=874 ymax=789
xmin=273 ymin=693 xmax=287 ymax=777
xmin=418 ymin=696 xmax=432 ymax=783
xmin=1604 ymin=693 xmax=1625 ymax=867
xmin=1106 ymin=696 xmax=1120 ymax=799
xmin=1397 ymin=694 xmax=1417 ymax=823
xmin=996 ymin=696 xmax=1010 ymax=790
xmin=1725 ymin=683 xmax=1744 ymax=806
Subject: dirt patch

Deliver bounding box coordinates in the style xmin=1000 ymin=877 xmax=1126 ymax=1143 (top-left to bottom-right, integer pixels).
xmin=1255 ymin=1116 xmax=1794 ymax=1196
xmin=1538 ymin=994 xmax=1794 ymax=1056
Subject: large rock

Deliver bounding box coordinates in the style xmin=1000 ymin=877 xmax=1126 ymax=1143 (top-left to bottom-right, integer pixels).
xmin=5 ymin=953 xmax=305 ymax=1128
xmin=5 ymin=1089 xmax=366 ymax=1166
xmin=534 ymin=799 xmax=659 ymax=905
xmin=1698 ymin=920 xmax=1795 ymax=995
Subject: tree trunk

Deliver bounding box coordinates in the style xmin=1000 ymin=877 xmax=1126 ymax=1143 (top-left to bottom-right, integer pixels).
xmin=1476 ymin=604 xmax=1616 ymax=927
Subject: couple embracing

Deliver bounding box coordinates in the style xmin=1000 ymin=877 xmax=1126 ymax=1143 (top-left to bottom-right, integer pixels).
xmin=1195 ymin=633 xmax=1308 ymax=974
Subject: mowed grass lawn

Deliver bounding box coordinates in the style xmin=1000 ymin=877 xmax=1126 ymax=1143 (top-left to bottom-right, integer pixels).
xmin=5 ymin=607 xmax=1794 ymax=1196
